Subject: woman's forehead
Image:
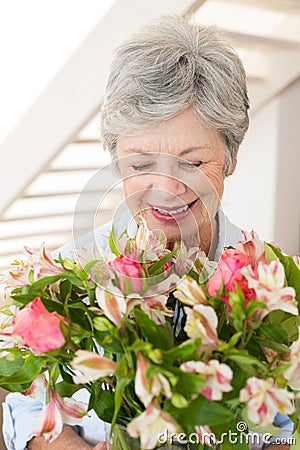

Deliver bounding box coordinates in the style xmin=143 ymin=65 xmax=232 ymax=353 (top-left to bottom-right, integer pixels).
xmin=116 ymin=109 xmax=224 ymax=155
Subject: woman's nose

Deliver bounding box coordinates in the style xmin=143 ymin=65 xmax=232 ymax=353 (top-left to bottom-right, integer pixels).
xmin=151 ymin=173 xmax=186 ymax=197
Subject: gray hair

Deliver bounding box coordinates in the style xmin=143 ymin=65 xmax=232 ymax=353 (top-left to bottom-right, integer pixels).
xmin=101 ymin=15 xmax=250 ymax=175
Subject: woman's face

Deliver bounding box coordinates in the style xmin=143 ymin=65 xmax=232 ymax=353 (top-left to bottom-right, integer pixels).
xmin=116 ymin=108 xmax=233 ymax=251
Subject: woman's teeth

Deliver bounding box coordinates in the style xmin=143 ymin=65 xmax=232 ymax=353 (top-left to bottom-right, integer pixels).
xmin=152 ymin=204 xmax=189 ymax=215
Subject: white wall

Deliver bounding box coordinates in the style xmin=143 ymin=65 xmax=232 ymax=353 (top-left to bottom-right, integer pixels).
xmin=222 ymin=77 xmax=300 ymax=254
xmin=273 ymin=77 xmax=300 ymax=254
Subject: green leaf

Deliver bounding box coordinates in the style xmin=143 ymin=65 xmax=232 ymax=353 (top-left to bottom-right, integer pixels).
xmin=246 ymin=300 xmax=267 ymax=318
xmin=134 ymin=309 xmax=173 ymax=350
xmin=111 ymin=377 xmax=131 ymax=431
xmin=255 ymin=337 xmax=290 ymax=353
xmin=148 ymin=247 xmax=177 ymax=276
xmin=88 ymin=382 xmax=115 ymax=423
xmin=109 ymin=226 xmax=121 ymax=257
xmin=83 ymin=260 xmax=99 ymax=276
xmin=69 ymin=302 xmax=89 ymax=310
xmin=162 ymin=341 xmax=196 ymax=361
xmin=282 ymin=316 xmax=300 ymax=342
xmin=58 ymin=279 xmax=72 ymax=302
xmin=175 ymin=372 xmax=205 ymax=396
xmin=0 ymin=354 xmax=45 ymax=385
xmin=0 ymin=382 xmax=32 ymax=392
xmin=0 ymin=354 xmax=24 ymax=377
xmin=218 ymin=332 xmax=243 ymax=351
xmin=10 ymin=293 xmax=39 ymax=305
xmin=58 ymin=365 xmax=75 ymax=384
xmin=226 ymin=354 xmax=262 ymax=366
xmin=29 ymin=274 xmax=69 ymax=291
xmin=94 ymin=329 xmax=124 ymax=353
xmin=41 ymin=298 xmax=64 ymax=316
xmin=259 ymin=323 xmax=289 ymax=346
xmin=29 ymin=273 xmax=84 ymax=292
xmin=264 ymin=242 xmax=279 ymax=263
xmin=267 ymin=309 xmax=285 ymax=325
xmin=228 ymin=290 xmax=246 ymax=332
xmin=55 ymin=380 xmax=82 ymax=398
xmin=177 ymin=395 xmax=233 ymax=426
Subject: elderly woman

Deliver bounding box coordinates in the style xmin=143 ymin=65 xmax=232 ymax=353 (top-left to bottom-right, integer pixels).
xmin=3 ymin=15 xmax=292 ymax=450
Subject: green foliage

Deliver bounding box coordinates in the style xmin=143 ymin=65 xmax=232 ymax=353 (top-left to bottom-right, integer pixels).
xmin=134 ymin=308 xmax=173 ymax=350
xmin=176 ymin=395 xmax=233 ymax=427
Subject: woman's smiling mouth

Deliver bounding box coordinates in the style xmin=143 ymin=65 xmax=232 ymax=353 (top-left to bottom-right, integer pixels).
xmin=149 ymin=199 xmax=198 ymax=222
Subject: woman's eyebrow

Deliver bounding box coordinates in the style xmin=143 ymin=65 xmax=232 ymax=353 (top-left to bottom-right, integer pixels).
xmin=179 ymin=146 xmax=212 ymax=155
xmin=122 ymin=146 xmax=211 ymax=155
xmin=122 ymin=148 xmax=150 ymax=156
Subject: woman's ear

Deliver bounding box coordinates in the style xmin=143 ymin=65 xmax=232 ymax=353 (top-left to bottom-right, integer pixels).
xmin=227 ymin=156 xmax=237 ymax=176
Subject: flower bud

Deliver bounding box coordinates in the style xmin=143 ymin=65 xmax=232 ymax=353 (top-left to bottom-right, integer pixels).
xmin=171 ymin=393 xmax=189 ymax=408
xmin=94 ymin=317 xmax=114 ymax=332
xmin=148 ymin=349 xmax=163 ymax=364
xmin=62 ymin=258 xmax=77 ymax=271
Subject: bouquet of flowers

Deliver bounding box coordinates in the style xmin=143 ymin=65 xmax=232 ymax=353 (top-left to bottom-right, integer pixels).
xmin=1 ymin=218 xmax=300 ymax=449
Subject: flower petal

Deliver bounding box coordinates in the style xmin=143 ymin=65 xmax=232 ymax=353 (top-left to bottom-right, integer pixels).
xmin=71 ymin=350 xmax=117 ymax=384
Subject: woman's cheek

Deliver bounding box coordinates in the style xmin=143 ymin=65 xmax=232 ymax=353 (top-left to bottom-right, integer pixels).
xmin=200 ymin=165 xmax=225 ymax=198
xmin=123 ymin=178 xmax=153 ymax=217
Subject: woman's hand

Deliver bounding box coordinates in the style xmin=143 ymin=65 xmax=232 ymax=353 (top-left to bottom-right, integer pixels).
xmin=28 ymin=425 xmax=109 ymax=449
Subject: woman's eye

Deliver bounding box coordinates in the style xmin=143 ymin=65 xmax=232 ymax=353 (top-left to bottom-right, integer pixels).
xmin=132 ymin=163 xmax=154 ymax=171
xmin=180 ymin=161 xmax=203 ymax=169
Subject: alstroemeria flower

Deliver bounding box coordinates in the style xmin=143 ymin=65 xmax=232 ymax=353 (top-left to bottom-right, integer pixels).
xmin=1 ymin=244 xmax=63 ymax=290
xmin=71 ymin=349 xmax=117 ymax=384
xmin=135 ymin=352 xmax=171 ymax=407
xmin=240 ymin=377 xmax=294 ymax=426
xmin=29 ymin=244 xmax=65 ymax=278
xmin=31 ymin=389 xmax=63 ymax=443
xmin=127 ymin=403 xmax=179 ymax=450
xmin=127 ymin=293 xmax=174 ymax=326
xmin=184 ymin=304 xmax=218 ymax=349
xmin=2 ymin=260 xmax=32 ymax=288
xmin=236 ymin=230 xmax=265 ymax=265
xmin=174 ymin=276 xmax=207 ymax=306
xmin=181 ymin=360 xmax=233 ymax=400
xmin=109 ymin=253 xmax=143 ymax=293
xmin=135 ymin=216 xmax=166 ymax=259
xmin=12 ymin=297 xmax=68 ymax=353
xmin=31 ymin=389 xmax=87 ymax=443
xmin=242 ymin=261 xmax=298 ymax=317
xmin=195 ymin=425 xmax=220 ymax=448
xmin=96 ymin=286 xmax=126 ymax=326
xmin=54 ymin=393 xmax=87 ymax=426
xmin=23 ymin=374 xmax=47 ymax=399
xmin=174 ymin=244 xmax=200 ymax=277
xmin=283 ymin=326 xmax=300 ymax=390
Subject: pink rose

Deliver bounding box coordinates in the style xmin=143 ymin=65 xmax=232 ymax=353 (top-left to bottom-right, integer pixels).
xmin=207 ymin=249 xmax=255 ymax=307
xmin=12 ymin=297 xmax=68 ymax=353
xmin=109 ymin=254 xmax=143 ymax=293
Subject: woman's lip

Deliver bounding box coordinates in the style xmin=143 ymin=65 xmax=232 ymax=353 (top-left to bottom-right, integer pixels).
xmin=148 ymin=199 xmax=198 ymax=222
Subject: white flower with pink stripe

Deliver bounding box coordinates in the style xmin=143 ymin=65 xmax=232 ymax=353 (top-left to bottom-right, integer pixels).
xmin=181 ymin=359 xmax=233 ymax=400
xmin=240 ymin=377 xmax=294 ymax=426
